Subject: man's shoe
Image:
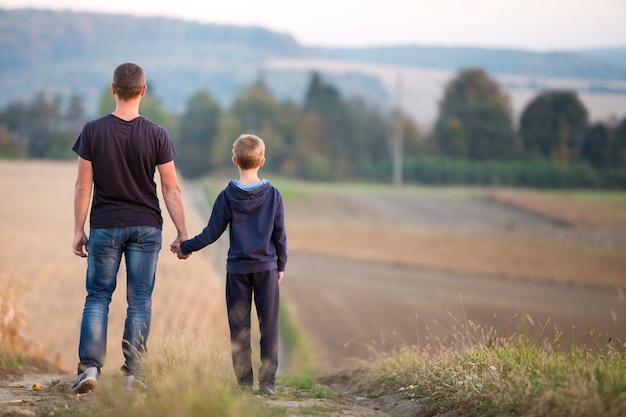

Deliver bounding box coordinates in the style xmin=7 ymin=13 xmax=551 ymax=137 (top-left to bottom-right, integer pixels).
xmin=124 ymin=374 xmax=148 ymax=391
xmin=258 ymin=382 xmax=275 ymax=395
xmin=72 ymin=367 xmax=98 ymax=394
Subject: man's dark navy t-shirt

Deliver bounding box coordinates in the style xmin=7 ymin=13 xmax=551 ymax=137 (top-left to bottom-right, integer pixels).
xmin=72 ymin=114 xmax=177 ymax=229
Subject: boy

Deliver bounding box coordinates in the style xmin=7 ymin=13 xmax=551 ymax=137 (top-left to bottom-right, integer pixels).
xmin=172 ymin=134 xmax=287 ymax=395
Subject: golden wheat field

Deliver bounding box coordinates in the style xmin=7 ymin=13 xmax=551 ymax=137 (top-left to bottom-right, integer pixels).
xmin=0 ymin=159 xmax=229 ymax=374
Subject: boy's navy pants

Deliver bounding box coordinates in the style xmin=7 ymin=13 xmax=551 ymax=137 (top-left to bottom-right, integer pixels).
xmin=226 ymin=269 xmax=280 ymax=386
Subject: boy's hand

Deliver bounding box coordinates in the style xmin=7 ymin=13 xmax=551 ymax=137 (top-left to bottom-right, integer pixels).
xmin=170 ymin=240 xmax=190 ymax=260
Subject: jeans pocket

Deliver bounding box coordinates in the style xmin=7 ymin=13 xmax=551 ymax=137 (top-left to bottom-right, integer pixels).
xmin=86 ymin=228 xmax=117 ymax=255
xmin=135 ymin=226 xmax=162 ymax=250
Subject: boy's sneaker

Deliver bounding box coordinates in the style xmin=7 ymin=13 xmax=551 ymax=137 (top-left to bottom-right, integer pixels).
xmin=258 ymin=382 xmax=275 ymax=395
xmin=237 ymin=383 xmax=253 ymax=394
xmin=124 ymin=374 xmax=148 ymax=391
xmin=72 ymin=367 xmax=98 ymax=394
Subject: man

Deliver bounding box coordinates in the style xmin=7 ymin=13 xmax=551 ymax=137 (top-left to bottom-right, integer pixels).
xmin=71 ymin=63 xmax=188 ymax=393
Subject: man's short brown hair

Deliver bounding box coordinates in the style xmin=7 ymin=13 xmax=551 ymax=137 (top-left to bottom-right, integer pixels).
xmin=112 ymin=63 xmax=146 ymax=101
xmin=233 ymin=134 xmax=265 ymax=170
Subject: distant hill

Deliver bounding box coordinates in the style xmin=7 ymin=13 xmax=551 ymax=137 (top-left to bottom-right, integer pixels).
xmin=310 ymin=45 xmax=626 ymax=80
xmin=576 ymin=47 xmax=626 ymax=71
xmin=1 ymin=8 xmax=625 ymax=119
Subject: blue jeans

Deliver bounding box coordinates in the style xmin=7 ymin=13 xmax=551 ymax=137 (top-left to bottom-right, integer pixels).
xmin=77 ymin=226 xmax=161 ymax=376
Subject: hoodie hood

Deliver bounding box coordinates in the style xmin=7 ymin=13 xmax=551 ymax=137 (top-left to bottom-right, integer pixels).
xmin=226 ymin=180 xmax=272 ymax=214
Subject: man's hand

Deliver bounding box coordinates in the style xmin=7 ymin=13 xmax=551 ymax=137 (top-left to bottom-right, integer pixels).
xmin=73 ymin=232 xmax=88 ymax=258
xmin=170 ymin=240 xmax=190 ymax=260
xmin=278 ymin=271 xmax=284 ymax=284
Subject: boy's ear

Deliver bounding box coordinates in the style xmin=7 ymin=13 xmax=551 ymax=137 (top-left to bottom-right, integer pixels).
xmin=232 ymin=156 xmax=238 ymax=167
xmin=260 ymin=158 xmax=266 ymax=167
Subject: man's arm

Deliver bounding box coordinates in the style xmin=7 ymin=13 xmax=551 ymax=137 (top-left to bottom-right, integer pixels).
xmin=73 ymin=156 xmax=93 ymax=257
xmin=157 ymin=161 xmax=189 ymax=250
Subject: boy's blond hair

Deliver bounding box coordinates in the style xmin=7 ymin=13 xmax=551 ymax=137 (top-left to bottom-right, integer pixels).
xmin=233 ymin=134 xmax=265 ymax=170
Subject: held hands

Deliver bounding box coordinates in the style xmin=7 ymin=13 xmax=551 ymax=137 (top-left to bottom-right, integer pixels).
xmin=170 ymin=239 xmax=190 ymax=260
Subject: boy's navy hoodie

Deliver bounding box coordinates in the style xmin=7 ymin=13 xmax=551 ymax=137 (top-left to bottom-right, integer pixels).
xmin=180 ymin=180 xmax=287 ymax=274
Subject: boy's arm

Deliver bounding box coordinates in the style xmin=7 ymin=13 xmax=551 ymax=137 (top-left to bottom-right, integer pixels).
xmin=179 ymin=190 xmax=230 ymax=255
xmin=272 ymin=190 xmax=288 ymax=274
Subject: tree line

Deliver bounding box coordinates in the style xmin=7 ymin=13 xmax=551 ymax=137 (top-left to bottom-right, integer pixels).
xmin=1 ymin=68 xmax=626 ymax=188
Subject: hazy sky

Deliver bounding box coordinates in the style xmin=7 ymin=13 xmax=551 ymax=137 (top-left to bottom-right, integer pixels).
xmin=1 ymin=0 xmax=625 ymax=51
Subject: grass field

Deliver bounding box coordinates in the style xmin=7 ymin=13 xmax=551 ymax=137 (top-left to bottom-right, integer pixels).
xmin=1 ymin=160 xmax=625 ymax=416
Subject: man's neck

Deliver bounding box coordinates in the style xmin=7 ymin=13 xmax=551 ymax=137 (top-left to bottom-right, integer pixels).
xmin=112 ymin=99 xmax=141 ymax=121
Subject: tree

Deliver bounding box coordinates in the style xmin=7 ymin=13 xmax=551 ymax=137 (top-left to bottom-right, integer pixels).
xmin=434 ymin=68 xmax=517 ymax=161
xmin=294 ymin=111 xmax=331 ymax=180
xmin=301 ymin=71 xmax=354 ymax=179
xmin=211 ymin=113 xmax=244 ymax=170
xmin=581 ymin=123 xmax=611 ymax=169
xmin=47 ymin=93 xmax=87 ymax=159
xmin=273 ymin=100 xmax=300 ymax=175
xmin=231 ymin=79 xmax=281 ymax=132
xmin=347 ymin=97 xmax=389 ymax=181
xmin=519 ymin=90 xmax=588 ymax=162
xmin=0 ymin=100 xmax=28 ymax=156
xmin=177 ymin=90 xmax=221 ymax=178
xmin=27 ymin=92 xmax=63 ymax=157
xmin=613 ymin=117 xmax=626 ymax=168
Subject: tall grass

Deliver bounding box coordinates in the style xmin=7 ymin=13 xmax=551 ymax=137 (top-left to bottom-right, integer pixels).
xmin=0 ymin=273 xmax=46 ymax=372
xmin=39 ymin=285 xmax=322 ymax=416
xmin=358 ymin=308 xmax=626 ymax=417
xmin=41 ymin=334 xmax=272 ymax=417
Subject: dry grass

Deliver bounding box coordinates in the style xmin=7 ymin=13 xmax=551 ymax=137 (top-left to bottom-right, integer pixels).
xmin=0 ymin=159 xmax=229 ymax=374
xmin=0 ymin=273 xmax=32 ymax=374
xmin=344 ymin=309 xmax=626 ymax=417
xmin=0 ymin=272 xmax=61 ymax=376
xmin=0 ymin=275 xmax=27 ymax=353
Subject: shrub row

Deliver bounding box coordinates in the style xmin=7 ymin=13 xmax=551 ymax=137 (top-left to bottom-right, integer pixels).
xmin=403 ymin=157 xmax=626 ymax=189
